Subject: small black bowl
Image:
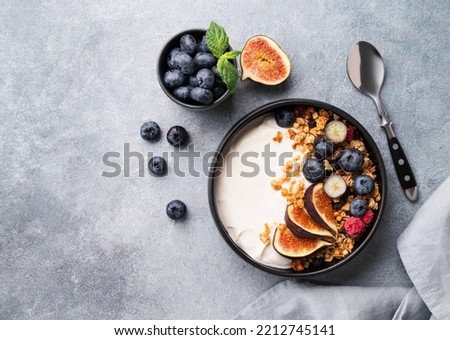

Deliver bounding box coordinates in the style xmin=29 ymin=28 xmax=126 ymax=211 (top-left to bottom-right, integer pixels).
xmin=208 ymin=99 xmax=387 ymax=277
xmin=157 ymin=29 xmax=234 ymax=111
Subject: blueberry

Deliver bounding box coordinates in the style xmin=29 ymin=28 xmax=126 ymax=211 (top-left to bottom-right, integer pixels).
xmin=274 ymin=108 xmax=296 ymax=128
xmin=167 ymin=47 xmax=181 ymax=69
xmin=213 ymin=86 xmax=226 ymax=100
xmin=173 ymin=86 xmax=193 ymax=102
xmin=308 ymin=119 xmax=317 ymax=129
xmin=314 ymin=137 xmax=335 ymax=159
xmin=148 ymin=156 xmax=167 ymax=175
xmin=194 ymin=52 xmax=217 ymax=69
xmin=196 ymin=68 xmax=215 ymax=90
xmin=180 ymin=34 xmax=197 ymax=56
xmin=189 ymin=75 xmax=199 ymax=87
xmin=211 ymin=66 xmax=225 ymax=86
xmin=190 ymin=87 xmax=214 ymax=105
xmin=302 ymin=158 xmax=325 ymax=183
xmin=197 ymin=35 xmax=210 ymax=52
xmin=353 ymin=175 xmax=375 ymax=195
xmin=350 ymin=198 xmax=368 ymax=217
xmin=173 ymin=51 xmax=195 ymax=75
xmin=140 ymin=121 xmax=161 ymax=141
xmin=166 ymin=199 xmax=187 ymax=220
xmin=167 ymin=126 xmax=188 ymax=146
xmin=163 ymin=69 xmax=186 ymax=88
xmin=336 ymin=149 xmax=364 ymax=172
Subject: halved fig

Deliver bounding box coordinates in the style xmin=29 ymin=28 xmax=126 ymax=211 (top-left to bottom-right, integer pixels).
xmin=240 ymin=35 xmax=291 ymax=85
xmin=304 ymin=183 xmax=339 ymax=237
xmin=273 ymin=224 xmax=332 ymax=259
xmin=285 ymin=204 xmax=334 ymax=239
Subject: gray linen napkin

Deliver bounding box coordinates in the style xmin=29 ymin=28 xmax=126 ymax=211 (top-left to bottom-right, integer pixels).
xmin=234 ymin=177 xmax=450 ymax=320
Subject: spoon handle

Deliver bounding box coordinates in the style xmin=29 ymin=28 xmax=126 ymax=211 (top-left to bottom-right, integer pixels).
xmin=387 ymin=136 xmax=417 ymax=191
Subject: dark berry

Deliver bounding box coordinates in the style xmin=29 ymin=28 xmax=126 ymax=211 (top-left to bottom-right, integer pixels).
xmin=173 ymin=86 xmax=193 ymax=102
xmin=148 ymin=156 xmax=167 ymax=175
xmin=350 ymin=198 xmax=368 ymax=217
xmin=190 ymin=87 xmax=213 ymax=105
xmin=314 ymin=137 xmax=335 ymax=159
xmin=166 ymin=199 xmax=187 ymax=220
xmin=302 ymin=158 xmax=325 ymax=183
xmin=336 ymin=149 xmax=364 ymax=172
xmin=353 ymin=175 xmax=375 ymax=195
xmin=167 ymin=48 xmax=181 ymax=69
xmin=197 ymin=35 xmax=210 ymax=52
xmin=274 ymin=108 xmax=296 ymax=128
xmin=173 ymin=51 xmax=195 ymax=75
xmin=180 ymin=34 xmax=197 ymax=56
xmin=196 ymin=68 xmax=215 ymax=90
xmin=189 ymin=75 xmax=199 ymax=87
xmin=193 ymin=52 xmax=217 ymax=69
xmin=308 ymin=119 xmax=317 ymax=128
xmin=166 ymin=126 xmax=188 ymax=146
xmin=140 ymin=121 xmax=161 ymax=141
xmin=163 ymin=69 xmax=185 ymax=88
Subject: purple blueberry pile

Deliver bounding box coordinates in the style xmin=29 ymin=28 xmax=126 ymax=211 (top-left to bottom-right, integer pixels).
xmin=163 ymin=34 xmax=227 ymax=105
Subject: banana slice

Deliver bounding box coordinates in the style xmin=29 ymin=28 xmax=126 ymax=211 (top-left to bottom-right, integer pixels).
xmin=324 ymin=175 xmax=347 ymax=198
xmin=325 ymin=120 xmax=347 ymax=144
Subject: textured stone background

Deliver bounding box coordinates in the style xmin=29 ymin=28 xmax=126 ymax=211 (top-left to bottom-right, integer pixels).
xmin=1 ymin=0 xmax=449 ymax=319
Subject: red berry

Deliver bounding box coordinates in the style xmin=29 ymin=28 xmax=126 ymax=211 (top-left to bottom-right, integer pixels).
xmin=344 ymin=217 xmax=366 ymax=238
xmin=346 ymin=125 xmax=355 ymax=142
xmin=361 ymin=210 xmax=375 ymax=225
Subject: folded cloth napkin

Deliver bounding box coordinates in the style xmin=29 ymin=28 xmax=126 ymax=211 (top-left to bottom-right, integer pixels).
xmin=234 ymin=177 xmax=450 ymax=320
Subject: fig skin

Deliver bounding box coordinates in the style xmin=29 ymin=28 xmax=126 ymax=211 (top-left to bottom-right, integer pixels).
xmin=240 ymin=35 xmax=291 ymax=85
xmin=304 ymin=183 xmax=339 ymax=237
xmin=273 ymin=225 xmax=332 ymax=259
xmin=285 ymin=205 xmax=334 ymax=239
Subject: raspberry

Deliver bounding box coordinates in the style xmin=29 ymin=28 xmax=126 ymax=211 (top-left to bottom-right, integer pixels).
xmin=346 ymin=125 xmax=355 ymax=142
xmin=344 ymin=217 xmax=366 ymax=238
xmin=361 ymin=210 xmax=375 ymax=225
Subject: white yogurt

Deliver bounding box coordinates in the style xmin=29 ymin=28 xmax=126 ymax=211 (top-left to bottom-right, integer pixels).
xmin=214 ymin=116 xmax=306 ymax=268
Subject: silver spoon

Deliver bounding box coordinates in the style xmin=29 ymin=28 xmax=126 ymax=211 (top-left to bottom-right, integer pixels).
xmin=347 ymin=41 xmax=418 ymax=201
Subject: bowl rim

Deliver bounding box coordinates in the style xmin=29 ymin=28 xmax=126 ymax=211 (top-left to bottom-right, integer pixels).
xmin=208 ymin=98 xmax=387 ymax=277
xmin=157 ymin=28 xmax=233 ymax=111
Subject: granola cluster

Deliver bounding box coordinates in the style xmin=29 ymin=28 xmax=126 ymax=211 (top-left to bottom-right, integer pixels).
xmin=268 ymin=105 xmax=382 ymax=272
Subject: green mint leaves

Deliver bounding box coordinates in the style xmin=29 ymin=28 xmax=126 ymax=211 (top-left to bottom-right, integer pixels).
xmin=206 ymin=21 xmax=241 ymax=94
xmin=206 ymin=22 xmax=229 ymax=58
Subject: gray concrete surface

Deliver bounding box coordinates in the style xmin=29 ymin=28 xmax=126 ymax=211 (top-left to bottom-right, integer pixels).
xmin=1 ymin=0 xmax=449 ymax=319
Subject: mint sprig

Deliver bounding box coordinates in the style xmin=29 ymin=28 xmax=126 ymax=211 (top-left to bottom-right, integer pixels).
xmin=206 ymin=21 xmax=241 ymax=94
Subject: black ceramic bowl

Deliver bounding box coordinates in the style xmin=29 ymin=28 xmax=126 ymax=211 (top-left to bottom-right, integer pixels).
xmin=208 ymin=99 xmax=387 ymax=277
xmin=157 ymin=29 xmax=234 ymax=111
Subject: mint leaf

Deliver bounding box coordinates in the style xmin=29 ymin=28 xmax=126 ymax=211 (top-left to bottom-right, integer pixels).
xmin=206 ymin=21 xmax=229 ymax=58
xmin=217 ymin=56 xmax=239 ymax=94
xmin=222 ymin=50 xmax=241 ymax=60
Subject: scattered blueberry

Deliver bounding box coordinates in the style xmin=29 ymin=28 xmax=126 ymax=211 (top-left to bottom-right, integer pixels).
xmin=173 ymin=51 xmax=195 ymax=75
xmin=350 ymin=198 xmax=368 ymax=217
xmin=166 ymin=199 xmax=187 ymax=220
xmin=180 ymin=34 xmax=197 ymax=56
xmin=302 ymin=158 xmax=325 ymax=183
xmin=196 ymin=68 xmax=215 ymax=90
xmin=193 ymin=52 xmax=217 ymax=69
xmin=314 ymin=137 xmax=335 ymax=159
xmin=140 ymin=121 xmax=161 ymax=141
xmin=163 ymin=69 xmax=186 ymax=88
xmin=274 ymin=108 xmax=296 ymax=128
xmin=148 ymin=156 xmax=167 ymax=175
xmin=167 ymin=126 xmax=188 ymax=146
xmin=167 ymin=47 xmax=181 ymax=69
xmin=336 ymin=149 xmax=364 ymax=172
xmin=353 ymin=175 xmax=375 ymax=195
xmin=190 ymin=87 xmax=214 ymax=105
xmin=308 ymin=119 xmax=317 ymax=129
